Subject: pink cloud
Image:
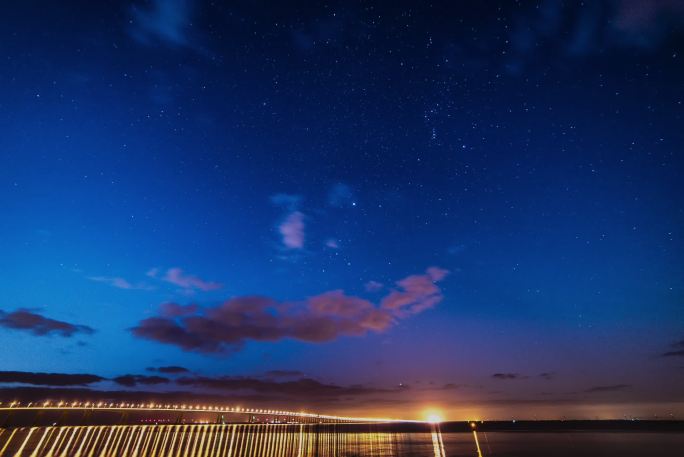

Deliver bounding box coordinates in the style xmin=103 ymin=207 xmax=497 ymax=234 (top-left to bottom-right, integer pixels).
xmin=380 ymin=266 xmax=450 ymax=316
xmin=131 ymin=267 xmax=448 ymax=354
xmin=163 ymin=268 xmax=222 ymax=292
xmin=278 ymin=211 xmax=305 ymax=249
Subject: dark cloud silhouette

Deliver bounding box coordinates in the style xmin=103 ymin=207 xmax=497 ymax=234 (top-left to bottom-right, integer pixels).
xmin=113 ymin=375 xmax=170 ymax=387
xmin=0 ymin=309 xmax=94 ymax=337
xmin=147 ymin=366 xmax=190 ymax=374
xmin=0 ymin=371 xmax=104 ymax=386
xmin=262 ymin=370 xmax=305 ymax=379
xmin=585 ymin=384 xmax=631 ymax=393
xmin=538 ymin=372 xmax=556 ymax=381
xmin=662 ymin=339 xmax=684 ymax=357
xmin=131 ymin=268 xmax=448 ymax=354
xmin=441 ymin=383 xmax=461 ymax=390
xmin=492 ymin=373 xmax=526 ymax=380
xmin=0 ymin=386 xmax=387 ymax=410
xmin=176 ymin=376 xmax=398 ymax=398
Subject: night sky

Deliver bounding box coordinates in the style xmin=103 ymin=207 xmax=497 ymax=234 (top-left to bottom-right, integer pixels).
xmin=1 ymin=0 xmax=683 ymax=420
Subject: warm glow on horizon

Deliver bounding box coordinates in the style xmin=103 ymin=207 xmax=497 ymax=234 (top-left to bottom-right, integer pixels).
xmin=424 ymin=409 xmax=445 ymax=423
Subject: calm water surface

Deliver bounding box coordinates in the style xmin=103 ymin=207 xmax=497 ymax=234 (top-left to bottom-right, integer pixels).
xmin=1 ymin=424 xmax=682 ymax=456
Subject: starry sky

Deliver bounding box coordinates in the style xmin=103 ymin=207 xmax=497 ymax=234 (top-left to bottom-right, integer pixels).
xmin=1 ymin=0 xmax=683 ymax=420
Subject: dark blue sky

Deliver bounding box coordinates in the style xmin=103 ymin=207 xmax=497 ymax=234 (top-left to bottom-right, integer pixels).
xmin=1 ymin=0 xmax=683 ymax=420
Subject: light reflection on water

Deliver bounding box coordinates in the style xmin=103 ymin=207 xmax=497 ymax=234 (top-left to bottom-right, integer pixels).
xmin=2 ymin=425 xmax=682 ymax=456
xmin=0 ymin=424 xmax=471 ymax=457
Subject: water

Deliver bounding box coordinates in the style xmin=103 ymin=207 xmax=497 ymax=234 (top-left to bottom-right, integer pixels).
xmin=1 ymin=424 xmax=682 ymax=456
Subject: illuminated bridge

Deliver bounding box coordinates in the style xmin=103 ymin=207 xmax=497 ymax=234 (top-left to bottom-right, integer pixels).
xmin=0 ymin=403 xmax=462 ymax=457
xmin=0 ymin=401 xmax=409 ymax=425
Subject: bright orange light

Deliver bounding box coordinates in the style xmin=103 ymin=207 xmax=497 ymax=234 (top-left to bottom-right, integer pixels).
xmin=424 ymin=409 xmax=444 ymax=423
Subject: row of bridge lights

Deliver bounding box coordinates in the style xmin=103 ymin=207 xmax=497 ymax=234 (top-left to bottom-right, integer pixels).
xmin=0 ymin=401 xmax=365 ymax=421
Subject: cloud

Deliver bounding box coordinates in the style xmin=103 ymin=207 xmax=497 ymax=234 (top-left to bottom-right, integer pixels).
xmin=328 ymin=183 xmax=355 ymax=208
xmin=662 ymin=339 xmax=684 ymax=357
xmin=129 ymin=0 xmax=196 ymax=47
xmin=88 ymin=276 xmax=153 ymax=291
xmin=380 ymin=267 xmax=449 ymax=316
xmin=0 ymin=309 xmax=94 ymax=338
xmin=270 ymin=194 xmax=302 ymax=211
xmin=364 ymin=281 xmax=384 ymax=292
xmin=176 ymin=375 xmax=397 ymax=398
xmin=502 ymin=0 xmax=684 ymax=75
xmin=538 ymin=372 xmax=556 ymax=381
xmin=0 ymin=384 xmax=408 ymax=411
xmin=113 ymin=375 xmax=170 ymax=387
xmin=147 ymin=366 xmax=190 ymax=374
xmin=492 ymin=373 xmax=526 ymax=380
xmin=584 ymin=384 xmax=631 ymax=393
xmin=262 ymin=370 xmax=306 ymax=379
xmin=613 ymin=0 xmax=684 ymax=35
xmin=163 ymin=268 xmax=222 ymax=292
xmin=325 ymin=239 xmax=340 ymax=249
xmin=146 ymin=268 xmax=160 ymax=278
xmin=270 ymin=194 xmax=305 ymax=251
xmin=447 ymin=243 xmax=467 ymax=255
xmin=131 ymin=267 xmax=448 ymax=354
xmin=278 ymin=211 xmax=305 ymax=249
xmin=0 ymin=371 xmax=103 ymax=386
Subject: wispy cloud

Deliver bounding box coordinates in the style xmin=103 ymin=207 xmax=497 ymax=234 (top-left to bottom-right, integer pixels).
xmin=364 ymin=281 xmax=384 ymax=292
xmin=270 ymin=193 xmax=302 ymax=211
xmin=128 ymin=0 xmax=196 ymax=48
xmin=147 ymin=366 xmax=190 ymax=374
xmin=0 ymin=309 xmax=94 ymax=338
xmin=163 ymin=267 xmax=222 ymax=292
xmin=88 ymin=276 xmax=153 ymax=291
xmin=327 ymin=183 xmax=355 ymax=208
xmin=131 ymin=267 xmax=449 ymax=354
xmin=584 ymin=384 xmax=631 ymax=393
xmin=502 ymin=0 xmax=684 ymax=76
